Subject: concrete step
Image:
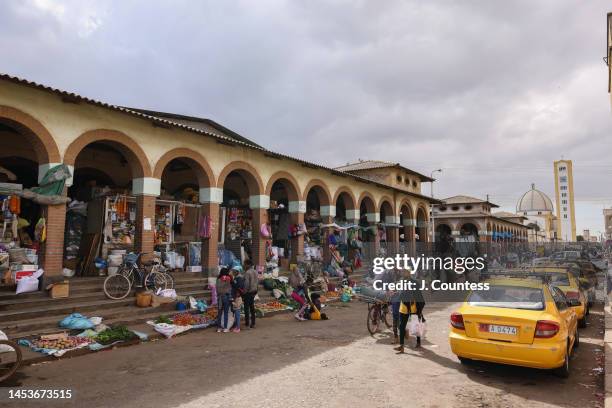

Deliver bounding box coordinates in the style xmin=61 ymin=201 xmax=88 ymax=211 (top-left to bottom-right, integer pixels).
xmin=0 ymin=281 xmax=209 ymax=311
xmin=0 ymin=288 xmax=211 ymax=322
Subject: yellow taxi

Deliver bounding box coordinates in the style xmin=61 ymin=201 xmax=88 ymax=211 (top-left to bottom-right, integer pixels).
xmin=449 ymin=277 xmax=579 ymax=377
xmin=530 ymin=266 xmax=589 ymax=328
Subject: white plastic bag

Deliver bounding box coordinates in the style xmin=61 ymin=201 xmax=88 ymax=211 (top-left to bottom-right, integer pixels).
xmin=15 ymin=269 xmax=43 ymax=294
xmin=0 ymin=330 xmax=13 ymax=353
xmin=416 ymin=319 xmax=426 ymax=338
xmin=408 ymin=316 xmax=419 ymax=335
xmin=156 ymin=288 xmax=177 ymax=298
xmin=153 ymin=323 xmax=176 ymax=338
xmin=90 ymin=317 xmax=103 ymax=325
xmin=188 ymin=296 xmax=197 ymax=309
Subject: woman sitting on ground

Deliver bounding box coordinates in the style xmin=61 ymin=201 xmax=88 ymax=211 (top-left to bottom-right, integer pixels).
xmin=289 ymin=268 xmax=308 ymax=321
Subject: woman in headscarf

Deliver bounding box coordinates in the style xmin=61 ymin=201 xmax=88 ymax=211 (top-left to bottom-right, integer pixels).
xmin=289 ymin=267 xmax=308 ymax=321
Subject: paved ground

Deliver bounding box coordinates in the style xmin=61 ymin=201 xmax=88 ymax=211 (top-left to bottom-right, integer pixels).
xmin=0 ymin=297 xmax=605 ymax=408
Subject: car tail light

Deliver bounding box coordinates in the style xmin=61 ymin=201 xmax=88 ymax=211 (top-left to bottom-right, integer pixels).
xmin=565 ymin=291 xmax=580 ymax=300
xmin=534 ymin=320 xmax=559 ymax=338
xmin=450 ymin=312 xmax=464 ymax=330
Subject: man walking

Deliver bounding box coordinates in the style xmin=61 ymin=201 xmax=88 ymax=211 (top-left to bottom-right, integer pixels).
xmin=243 ymin=260 xmax=258 ymax=329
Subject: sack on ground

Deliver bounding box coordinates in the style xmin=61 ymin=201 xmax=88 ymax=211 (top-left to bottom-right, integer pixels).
xmin=0 ymin=329 xmax=13 ymax=353
xmin=59 ymin=313 xmax=94 ymax=330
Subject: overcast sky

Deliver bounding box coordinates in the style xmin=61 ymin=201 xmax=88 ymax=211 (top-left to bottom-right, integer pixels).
xmin=1 ymin=0 xmax=611 ymax=236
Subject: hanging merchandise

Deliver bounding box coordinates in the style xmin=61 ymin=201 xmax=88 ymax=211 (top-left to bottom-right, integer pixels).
xmin=35 ymin=217 xmax=46 ymax=243
xmin=9 ymin=196 xmax=20 ymax=215
xmin=198 ymin=215 xmax=212 ymax=239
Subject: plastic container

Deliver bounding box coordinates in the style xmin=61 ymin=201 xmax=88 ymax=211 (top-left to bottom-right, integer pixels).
xmin=136 ymin=292 xmax=152 ymax=307
xmin=107 ymin=266 xmax=119 ymax=276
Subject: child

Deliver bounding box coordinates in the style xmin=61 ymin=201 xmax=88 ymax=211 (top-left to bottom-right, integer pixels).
xmin=230 ymin=268 xmax=246 ymax=333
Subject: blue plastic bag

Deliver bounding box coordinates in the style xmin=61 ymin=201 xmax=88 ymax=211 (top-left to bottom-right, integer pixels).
xmin=59 ymin=313 xmax=94 ymax=330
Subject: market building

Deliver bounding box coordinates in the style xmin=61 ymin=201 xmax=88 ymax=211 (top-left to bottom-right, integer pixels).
xmin=431 ymin=195 xmax=529 ymax=244
xmin=0 ymin=73 xmax=438 ymax=282
xmin=516 ymin=184 xmax=558 ymax=242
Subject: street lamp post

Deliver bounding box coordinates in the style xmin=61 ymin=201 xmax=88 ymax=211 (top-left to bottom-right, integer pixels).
xmin=430 ymin=169 xmax=442 ymax=243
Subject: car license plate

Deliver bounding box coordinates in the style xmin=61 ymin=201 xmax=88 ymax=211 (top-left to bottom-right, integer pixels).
xmin=485 ymin=324 xmax=517 ymax=335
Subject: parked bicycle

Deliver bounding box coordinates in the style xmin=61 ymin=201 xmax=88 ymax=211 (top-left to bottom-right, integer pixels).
xmin=358 ymin=294 xmax=392 ymax=335
xmin=103 ymin=253 xmax=173 ymax=300
xmin=0 ymin=339 xmax=22 ymax=383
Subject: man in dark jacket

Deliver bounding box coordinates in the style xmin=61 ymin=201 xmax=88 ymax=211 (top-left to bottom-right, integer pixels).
xmin=243 ymin=260 xmax=258 ymax=329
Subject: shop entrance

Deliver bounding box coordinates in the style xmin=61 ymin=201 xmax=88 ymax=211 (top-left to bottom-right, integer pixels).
xmin=66 ymin=141 xmax=137 ymax=276
xmin=0 ymin=122 xmax=46 ymax=285
xmin=220 ymin=171 xmax=254 ymax=267
xmin=268 ymin=179 xmax=293 ymax=269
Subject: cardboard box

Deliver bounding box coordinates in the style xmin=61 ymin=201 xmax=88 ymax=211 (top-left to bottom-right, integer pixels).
xmin=46 ymin=281 xmax=70 ymax=299
xmin=280 ymin=258 xmax=290 ymax=270
xmin=13 ymin=270 xmax=35 ymax=282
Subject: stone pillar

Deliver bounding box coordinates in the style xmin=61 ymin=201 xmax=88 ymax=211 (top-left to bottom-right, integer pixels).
xmin=365 ymin=212 xmax=380 ymax=258
xmin=132 ymin=177 xmax=160 ymax=254
xmin=250 ymin=195 xmax=270 ymax=270
xmin=42 ymin=198 xmax=67 ymax=277
xmin=321 ymin=205 xmax=336 ymax=263
xmin=385 ymin=215 xmax=400 ymax=256
xmin=288 ymin=200 xmax=306 ymax=264
xmin=39 ymin=165 xmax=69 ymax=279
xmin=199 ymin=187 xmax=223 ymax=277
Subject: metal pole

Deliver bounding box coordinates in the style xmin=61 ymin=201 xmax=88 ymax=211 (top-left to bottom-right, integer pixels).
xmin=430 ymin=169 xmax=442 ymax=244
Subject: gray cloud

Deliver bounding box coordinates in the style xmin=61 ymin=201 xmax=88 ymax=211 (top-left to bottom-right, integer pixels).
xmin=0 ymin=0 xmax=610 ymax=234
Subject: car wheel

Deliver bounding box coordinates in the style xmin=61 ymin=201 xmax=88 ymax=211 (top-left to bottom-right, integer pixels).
xmin=578 ymin=315 xmax=587 ymax=329
xmin=553 ymin=343 xmax=570 ymax=378
xmin=573 ymin=329 xmax=579 ymax=349
xmin=458 ymin=357 xmax=473 ymax=365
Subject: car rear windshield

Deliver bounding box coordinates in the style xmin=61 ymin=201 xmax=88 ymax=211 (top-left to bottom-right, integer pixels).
xmin=468 ymin=285 xmax=545 ymax=310
xmin=547 ymin=273 xmax=570 ymax=286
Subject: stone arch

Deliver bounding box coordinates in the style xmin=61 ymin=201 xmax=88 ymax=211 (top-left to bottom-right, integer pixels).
xmin=64 ymin=129 xmax=151 ymax=178
xmin=378 ymin=195 xmax=394 ymax=216
xmin=153 ymin=148 xmax=214 ymax=188
xmin=217 ymin=161 xmax=265 ymax=196
xmin=302 ymin=179 xmax=332 ymax=206
xmin=358 ymin=191 xmax=376 ymax=214
xmin=332 ymin=186 xmax=357 ymax=210
xmin=265 ymin=171 xmax=301 ymax=202
xmin=0 ymin=105 xmax=61 ymax=163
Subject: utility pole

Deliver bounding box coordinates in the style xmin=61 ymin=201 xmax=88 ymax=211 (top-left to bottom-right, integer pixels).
xmin=430 ymin=169 xmax=442 ymax=243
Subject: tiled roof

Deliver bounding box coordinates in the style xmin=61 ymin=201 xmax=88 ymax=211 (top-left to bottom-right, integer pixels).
xmin=0 ymin=72 xmax=442 ymax=204
xmin=334 ymin=160 xmax=434 ymax=182
xmin=442 ymin=195 xmax=500 ymax=208
xmin=494 ymin=211 xmax=526 ymax=220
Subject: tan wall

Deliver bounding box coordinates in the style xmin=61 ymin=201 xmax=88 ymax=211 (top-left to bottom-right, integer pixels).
xmin=0 ymin=79 xmax=431 ymax=219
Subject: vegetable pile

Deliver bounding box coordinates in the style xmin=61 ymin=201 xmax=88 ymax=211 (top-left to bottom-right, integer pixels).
xmin=32 ymin=337 xmax=90 ymax=350
xmin=95 ymin=326 xmax=137 ymax=345
xmin=154 ymin=315 xmax=172 ymax=324
xmin=172 ymin=313 xmax=210 ymax=326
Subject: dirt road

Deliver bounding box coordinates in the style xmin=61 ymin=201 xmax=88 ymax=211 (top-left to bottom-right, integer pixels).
xmin=0 ymin=300 xmax=605 ymax=408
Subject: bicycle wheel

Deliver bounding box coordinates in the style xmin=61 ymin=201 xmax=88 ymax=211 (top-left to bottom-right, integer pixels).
xmin=104 ymin=274 xmax=131 ymax=300
xmin=382 ymin=304 xmax=392 ymax=328
xmin=366 ymin=306 xmax=381 ymax=335
xmin=145 ymin=271 xmax=167 ymax=292
xmin=164 ymin=272 xmax=175 ymax=289
xmin=0 ymin=340 xmax=22 ymax=383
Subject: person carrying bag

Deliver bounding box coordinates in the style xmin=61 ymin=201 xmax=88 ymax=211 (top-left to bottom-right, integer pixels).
xmin=394 ymin=274 xmax=426 ymax=354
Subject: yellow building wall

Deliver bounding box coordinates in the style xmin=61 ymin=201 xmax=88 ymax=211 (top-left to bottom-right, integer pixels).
xmin=0 ymin=80 xmax=430 ymax=219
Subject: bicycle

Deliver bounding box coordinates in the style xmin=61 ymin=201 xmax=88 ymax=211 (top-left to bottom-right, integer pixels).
xmin=103 ymin=253 xmax=170 ymax=300
xmin=0 ymin=340 xmax=22 ymax=383
xmin=360 ymin=295 xmax=392 ymax=335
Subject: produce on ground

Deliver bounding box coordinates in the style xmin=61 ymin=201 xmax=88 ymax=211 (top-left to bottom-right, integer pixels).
xmin=172 ymin=313 xmax=211 ymax=326
xmin=32 ymin=336 xmax=90 ymax=350
xmin=155 ymin=315 xmax=173 ymax=324
xmin=95 ymin=326 xmax=137 ymax=345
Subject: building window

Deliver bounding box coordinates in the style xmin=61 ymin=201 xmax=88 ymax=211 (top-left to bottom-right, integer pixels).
xmin=560 ymin=186 xmax=567 ymax=190
xmin=561 ymin=193 xmax=566 ymax=197
xmin=562 ymin=200 xmax=567 ymax=204
xmin=465 ymin=205 xmax=472 ymax=210
xmin=563 ymin=207 xmax=567 ymax=211
xmin=560 ymin=176 xmax=567 ymax=182
xmin=563 ymin=214 xmax=568 ymax=219
xmin=559 ymin=166 xmax=566 ymax=171
xmin=451 ymin=206 xmax=459 ymax=211
xmin=396 ymin=175 xmax=402 ymax=183
xmin=412 ymin=180 xmax=417 ymax=188
xmin=439 ymin=206 xmax=447 ymax=211
xmin=405 ymin=178 xmax=410 ymax=185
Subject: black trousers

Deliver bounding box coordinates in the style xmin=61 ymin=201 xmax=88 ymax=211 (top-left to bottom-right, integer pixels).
xmin=243 ymin=292 xmax=257 ymax=326
xmin=398 ymin=313 xmax=422 ymax=346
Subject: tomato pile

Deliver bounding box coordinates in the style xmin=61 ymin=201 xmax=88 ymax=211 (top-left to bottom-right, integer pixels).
xmin=33 ymin=336 xmax=90 ymax=350
xmin=172 ymin=313 xmax=211 ymax=326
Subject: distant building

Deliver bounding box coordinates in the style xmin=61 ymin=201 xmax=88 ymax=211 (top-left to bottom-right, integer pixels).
xmin=604 ymin=208 xmax=612 ymax=240
xmin=334 ymin=160 xmax=434 ymax=194
xmin=607 ymin=12 xmax=612 ymax=104
xmin=583 ymin=229 xmax=591 ymax=241
xmin=517 ymin=184 xmax=557 ymax=242
xmin=553 ymin=160 xmax=576 ymax=241
xmin=432 ymin=195 xmax=528 ymax=242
